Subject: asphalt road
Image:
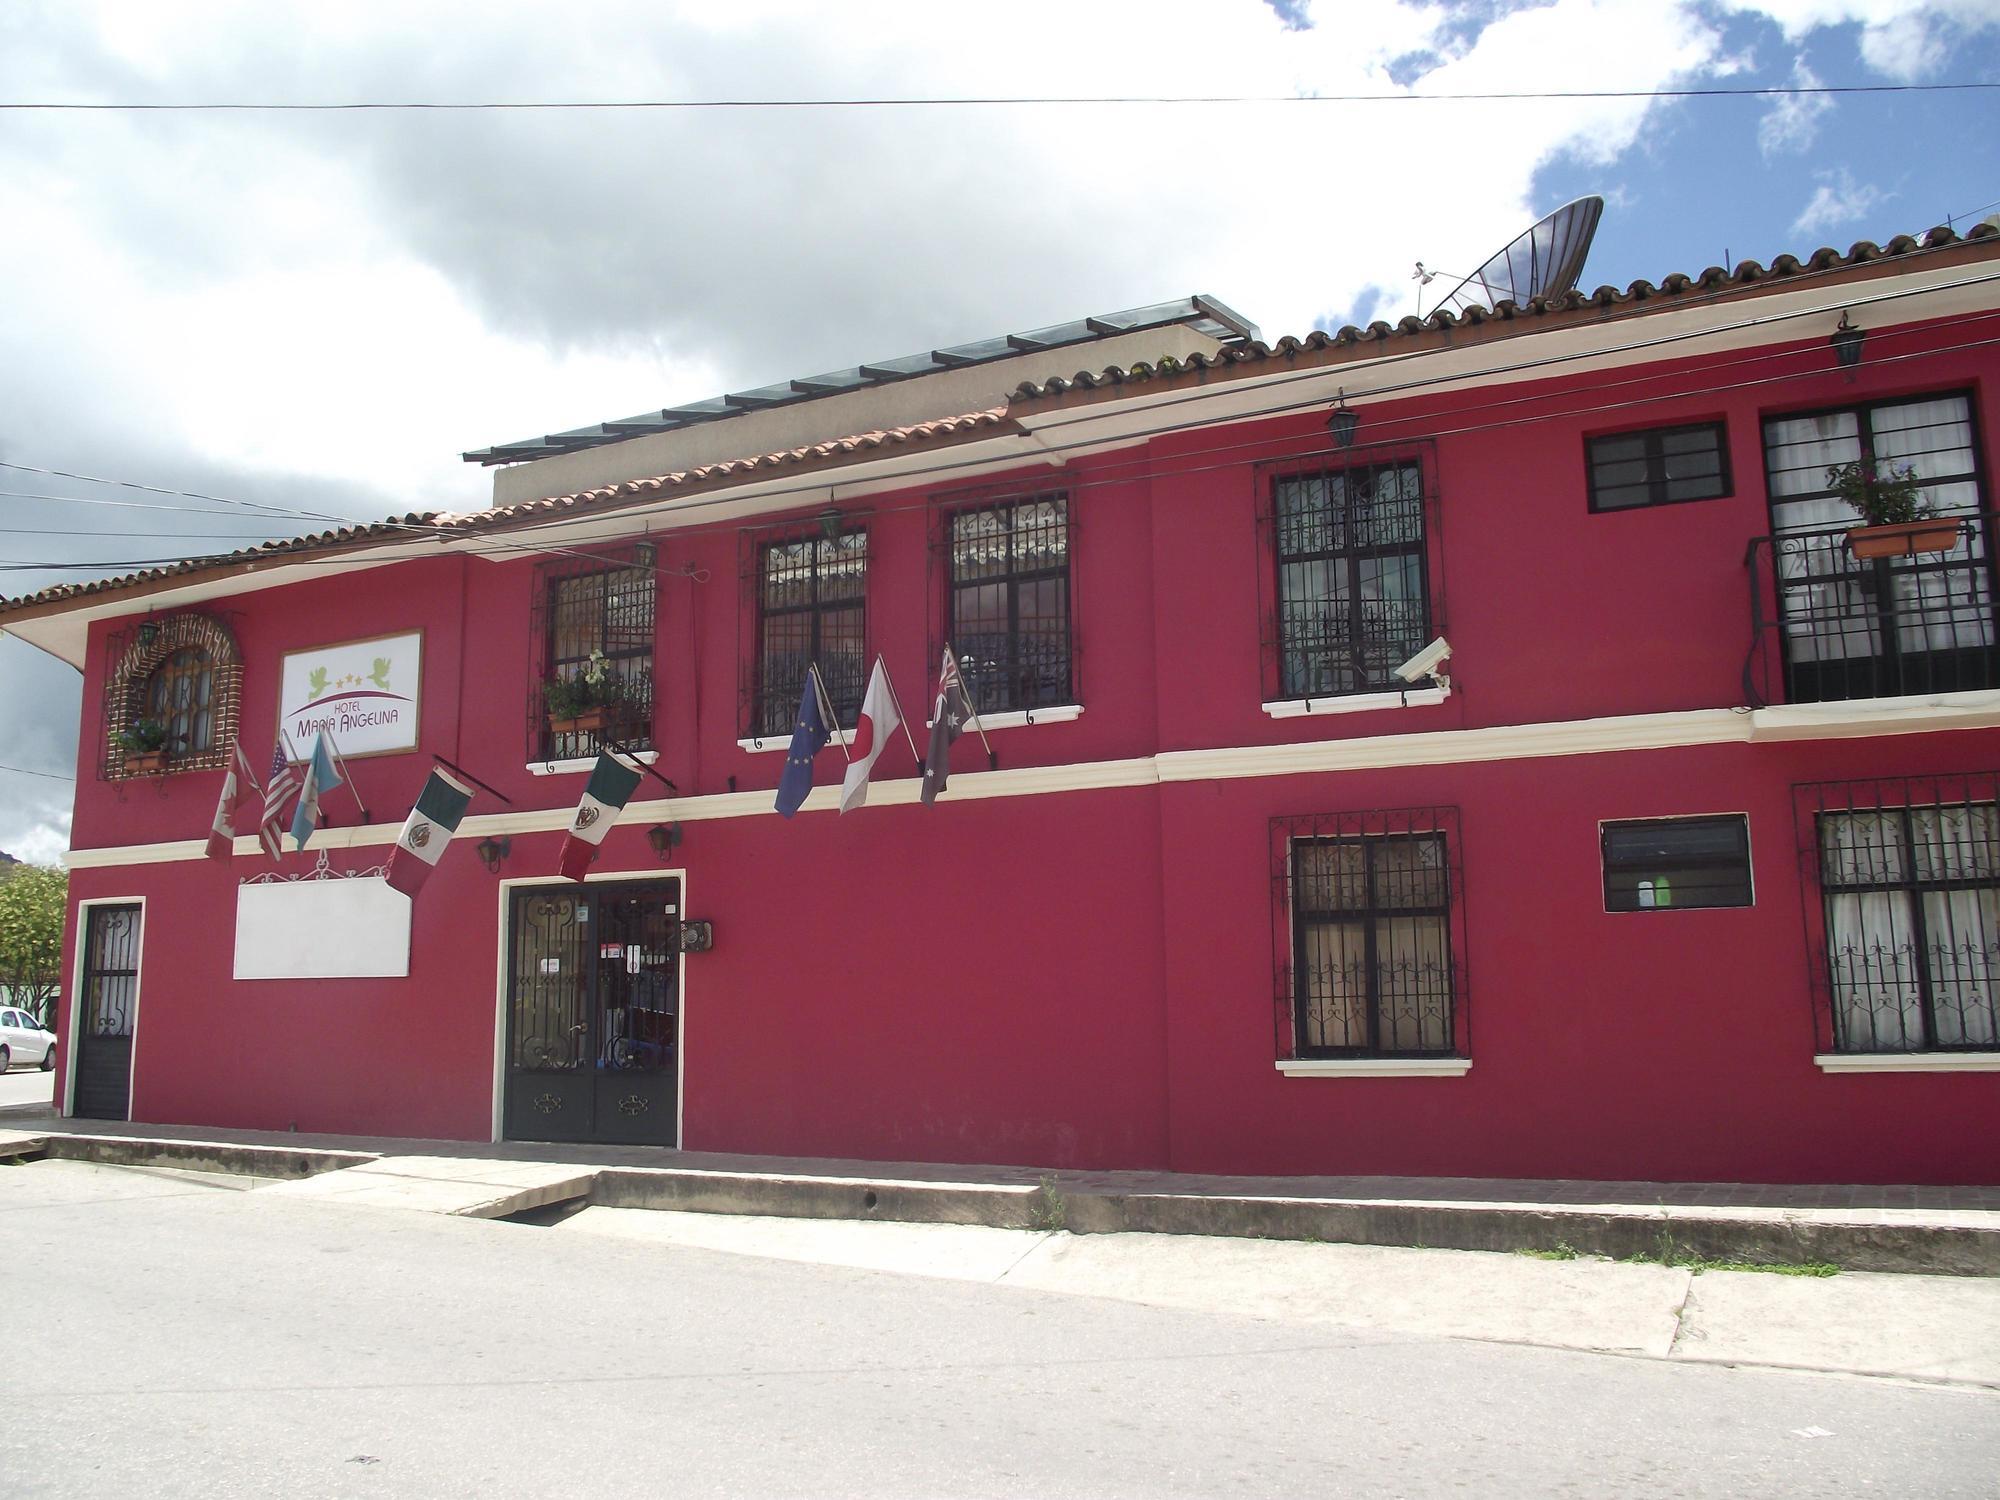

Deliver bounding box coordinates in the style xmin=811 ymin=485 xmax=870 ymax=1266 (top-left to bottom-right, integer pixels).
xmin=2 ymin=1160 xmax=1996 ymax=1499
xmin=0 ymin=1061 xmax=55 ymax=1110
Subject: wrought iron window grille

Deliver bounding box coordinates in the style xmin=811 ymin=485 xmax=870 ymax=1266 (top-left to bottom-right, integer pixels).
xmin=1269 ymin=806 xmax=1468 ymax=1061
xmin=1255 ymin=442 xmax=1443 ymax=705
xmin=928 ymin=488 xmax=1075 ymax=716
xmin=527 ymin=547 xmax=658 ymax=762
xmin=1793 ymin=771 xmax=2000 ymax=1055
xmin=1746 ymin=391 xmax=1994 ymax=707
xmin=737 ymin=520 xmax=869 ymax=740
xmin=99 ymin=613 xmax=243 ymax=783
xmin=1585 ymin=420 xmax=1732 ymax=513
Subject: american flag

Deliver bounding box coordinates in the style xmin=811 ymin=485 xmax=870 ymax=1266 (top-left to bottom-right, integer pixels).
xmin=258 ymin=741 xmax=297 ymax=859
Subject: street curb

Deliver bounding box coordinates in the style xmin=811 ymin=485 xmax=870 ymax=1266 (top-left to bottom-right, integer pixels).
xmin=21 ymin=1133 xmax=377 ymax=1181
xmin=591 ymin=1166 xmax=1043 ymax=1227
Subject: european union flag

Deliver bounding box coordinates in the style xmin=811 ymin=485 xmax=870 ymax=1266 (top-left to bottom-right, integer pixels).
xmin=774 ymin=672 xmax=830 ymax=818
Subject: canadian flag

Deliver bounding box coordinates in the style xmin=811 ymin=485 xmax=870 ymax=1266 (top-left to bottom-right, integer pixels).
xmin=205 ymin=740 xmax=263 ymax=858
xmin=839 ymin=657 xmax=902 ymax=814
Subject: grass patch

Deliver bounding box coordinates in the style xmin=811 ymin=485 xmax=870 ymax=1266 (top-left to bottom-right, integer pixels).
xmin=1634 ymin=1226 xmax=1839 ymax=1276
xmin=1520 ymin=1241 xmax=1582 ymax=1261
xmin=1027 ymin=1174 xmax=1067 ymax=1233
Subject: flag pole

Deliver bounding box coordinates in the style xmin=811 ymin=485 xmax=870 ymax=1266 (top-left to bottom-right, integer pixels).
xmin=431 ymin=754 xmax=514 ymax=806
xmin=809 ymin=663 xmax=851 ymax=763
xmin=324 ymin=730 xmax=369 ymax=822
xmin=949 ymin=644 xmax=999 ymax=771
xmin=603 ymin=740 xmax=680 ymax=796
xmin=875 ymin=655 xmax=925 ymax=765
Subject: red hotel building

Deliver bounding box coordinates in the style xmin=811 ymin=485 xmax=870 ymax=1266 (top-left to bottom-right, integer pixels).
xmin=6 ymin=224 xmax=1999 ymax=1184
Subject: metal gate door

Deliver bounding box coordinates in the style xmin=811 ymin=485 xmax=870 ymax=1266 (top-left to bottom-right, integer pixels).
xmin=503 ymin=882 xmax=680 ymax=1146
xmin=73 ymin=903 xmax=141 ymax=1121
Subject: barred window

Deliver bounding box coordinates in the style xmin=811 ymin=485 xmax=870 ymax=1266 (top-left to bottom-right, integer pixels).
xmin=144 ymin=648 xmax=217 ymax=763
xmin=1272 ymin=809 xmax=1463 ymax=1059
xmin=1811 ymin=789 xmax=2000 ymax=1054
xmin=947 ymin=496 xmax=1071 ymax=714
xmin=1273 ymin=460 xmax=1430 ymax=699
xmin=533 ymin=556 xmax=656 ymax=761
xmin=753 ymin=530 xmax=867 ymax=739
xmin=100 ymin=613 xmax=242 ymax=781
xmin=1586 ymin=421 xmax=1730 ymax=512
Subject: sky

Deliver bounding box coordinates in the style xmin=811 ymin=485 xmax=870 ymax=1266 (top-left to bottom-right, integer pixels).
xmin=1 ymin=0 xmax=1997 ymax=862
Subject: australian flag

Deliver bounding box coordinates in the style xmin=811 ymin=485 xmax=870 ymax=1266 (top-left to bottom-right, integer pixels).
xmin=773 ymin=671 xmax=831 ymax=818
xmin=920 ymin=647 xmax=977 ymax=806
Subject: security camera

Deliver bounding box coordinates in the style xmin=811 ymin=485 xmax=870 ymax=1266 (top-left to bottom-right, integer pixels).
xmin=1394 ymin=636 xmax=1452 ymax=689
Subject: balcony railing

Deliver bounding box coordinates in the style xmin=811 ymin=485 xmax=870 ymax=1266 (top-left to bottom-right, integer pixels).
xmin=1744 ymin=513 xmax=2000 ymax=707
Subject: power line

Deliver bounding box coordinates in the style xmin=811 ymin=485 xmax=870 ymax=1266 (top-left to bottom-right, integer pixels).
xmin=3 ymin=83 xmax=1995 ymax=112
xmin=0 ymin=763 xmax=74 ymax=782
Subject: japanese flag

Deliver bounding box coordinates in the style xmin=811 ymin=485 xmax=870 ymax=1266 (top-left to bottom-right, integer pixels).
xmin=839 ymin=657 xmax=902 ymax=814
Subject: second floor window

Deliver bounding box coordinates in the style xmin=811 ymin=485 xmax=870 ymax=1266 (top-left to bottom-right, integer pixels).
xmin=947 ymin=495 xmax=1072 ymax=714
xmin=535 ymin=556 xmax=656 ymax=761
xmin=753 ymin=530 xmax=868 ymax=739
xmin=1586 ymin=420 xmax=1730 ymax=512
xmin=1761 ymin=392 xmax=1992 ymax=704
xmin=144 ymin=647 xmax=218 ymax=763
xmin=1273 ymin=459 xmax=1431 ymax=700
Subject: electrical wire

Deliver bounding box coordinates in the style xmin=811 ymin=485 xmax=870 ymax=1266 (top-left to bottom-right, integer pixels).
xmin=3 ymin=83 xmax=1995 ymax=111
xmin=0 ymin=763 xmax=74 ymax=782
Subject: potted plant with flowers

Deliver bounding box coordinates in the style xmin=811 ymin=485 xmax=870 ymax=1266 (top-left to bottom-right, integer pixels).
xmin=114 ymin=718 xmax=172 ymax=775
xmin=544 ymin=649 xmax=624 ymax=736
xmin=1831 ymin=459 xmax=1962 ymax=560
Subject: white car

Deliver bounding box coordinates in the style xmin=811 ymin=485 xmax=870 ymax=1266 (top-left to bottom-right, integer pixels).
xmin=0 ymin=1007 xmax=55 ymax=1072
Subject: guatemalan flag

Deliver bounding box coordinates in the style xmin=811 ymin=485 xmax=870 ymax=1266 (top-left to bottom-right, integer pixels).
xmin=289 ymin=734 xmax=343 ymax=852
xmin=385 ymin=768 xmax=476 ymax=899
xmin=558 ymin=752 xmax=643 ymax=881
xmin=838 ymin=657 xmax=900 ymax=814
xmin=773 ymin=670 xmax=831 ymax=818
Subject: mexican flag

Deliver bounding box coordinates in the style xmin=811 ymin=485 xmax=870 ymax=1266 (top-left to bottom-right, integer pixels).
xmin=558 ymin=752 xmax=644 ymax=881
xmin=385 ymin=768 xmax=476 ymax=899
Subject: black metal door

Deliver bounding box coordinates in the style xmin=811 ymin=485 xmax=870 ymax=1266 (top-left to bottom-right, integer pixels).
xmin=503 ymin=882 xmax=680 ymax=1146
xmin=73 ymin=904 xmax=141 ymax=1121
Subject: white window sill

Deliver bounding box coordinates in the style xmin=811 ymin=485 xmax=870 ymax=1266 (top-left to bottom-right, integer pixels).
xmin=1814 ymin=1052 xmax=2000 ymax=1074
xmin=1276 ymin=1057 xmax=1471 ymax=1078
xmin=525 ymin=750 xmax=659 ymax=777
xmin=924 ymin=704 xmax=1084 ymax=732
xmin=738 ymin=729 xmax=857 ymax=755
xmin=1262 ymin=685 xmax=1450 ymax=719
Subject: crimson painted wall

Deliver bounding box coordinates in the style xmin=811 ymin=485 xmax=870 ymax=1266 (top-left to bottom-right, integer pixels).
xmin=53 ymin=308 xmax=2000 ymax=1182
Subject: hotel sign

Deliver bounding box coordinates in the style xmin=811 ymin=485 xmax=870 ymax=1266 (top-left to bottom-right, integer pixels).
xmin=278 ymin=631 xmax=423 ymax=759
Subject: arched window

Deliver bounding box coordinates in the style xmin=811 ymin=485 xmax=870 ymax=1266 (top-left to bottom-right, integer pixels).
xmin=144 ymin=647 xmax=217 ymax=761
xmin=103 ymin=614 xmax=242 ymax=780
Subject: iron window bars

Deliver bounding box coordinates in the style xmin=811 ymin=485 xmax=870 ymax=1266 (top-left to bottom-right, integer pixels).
xmin=99 ymin=613 xmax=243 ymax=782
xmin=528 ymin=547 xmax=657 ymax=762
xmin=1585 ymin=420 xmax=1731 ymax=512
xmin=1600 ymin=815 xmax=1752 ymax=911
xmin=1270 ymin=806 xmax=1467 ymax=1060
xmin=1258 ymin=446 xmax=1440 ymax=703
xmin=1750 ymin=392 xmax=1994 ymax=705
xmin=1794 ymin=772 xmax=2000 ymax=1054
xmin=740 ymin=525 xmax=868 ymax=740
xmin=939 ymin=493 xmax=1073 ymax=715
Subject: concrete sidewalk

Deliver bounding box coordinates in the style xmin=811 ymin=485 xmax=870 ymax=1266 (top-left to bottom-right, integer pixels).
xmin=3 ymin=1107 xmax=1997 ymax=1274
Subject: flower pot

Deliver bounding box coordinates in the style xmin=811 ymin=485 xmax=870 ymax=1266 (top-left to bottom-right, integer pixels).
xmin=122 ymin=749 xmax=169 ymax=775
xmin=1847 ymin=519 xmax=1963 ymax=560
xmin=548 ymin=707 xmax=611 ymax=736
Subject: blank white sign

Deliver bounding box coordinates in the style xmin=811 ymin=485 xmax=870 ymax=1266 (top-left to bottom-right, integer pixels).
xmin=233 ymin=879 xmax=412 ymax=980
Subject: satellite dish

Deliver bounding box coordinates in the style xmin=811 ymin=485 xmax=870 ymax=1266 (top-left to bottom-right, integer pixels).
xmin=1434 ymin=195 xmax=1605 ymax=315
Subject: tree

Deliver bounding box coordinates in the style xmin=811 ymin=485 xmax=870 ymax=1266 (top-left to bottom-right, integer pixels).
xmin=0 ymin=865 xmax=67 ymax=1026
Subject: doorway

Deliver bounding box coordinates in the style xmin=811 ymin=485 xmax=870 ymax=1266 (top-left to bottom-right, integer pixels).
xmin=72 ymin=902 xmax=141 ymax=1121
xmin=502 ymin=880 xmax=681 ymax=1146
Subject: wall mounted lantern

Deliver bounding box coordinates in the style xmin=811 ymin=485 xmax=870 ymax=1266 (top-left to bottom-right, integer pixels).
xmin=817 ymin=504 xmax=843 ymax=543
xmin=678 ymin=918 xmax=715 ymax=953
xmin=632 ymin=540 xmax=656 ymax=570
xmin=136 ymin=618 xmax=160 ymax=648
xmin=474 ymin=835 xmax=511 ymax=873
xmin=1327 ymin=389 xmax=1361 ymax=449
xmin=646 ymin=822 xmax=683 ymax=860
xmin=1831 ymin=312 xmax=1865 ymax=369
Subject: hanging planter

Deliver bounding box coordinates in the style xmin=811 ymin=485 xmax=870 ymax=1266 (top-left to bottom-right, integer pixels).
xmin=544 ymin=649 xmax=624 ymax=737
xmin=548 ymin=706 xmax=613 ymax=736
xmin=113 ymin=717 xmax=172 ymax=776
xmin=1847 ymin=518 xmax=1964 ymax=560
xmin=1829 ymin=459 xmax=1958 ymax=559
xmin=121 ymin=749 xmax=170 ymax=776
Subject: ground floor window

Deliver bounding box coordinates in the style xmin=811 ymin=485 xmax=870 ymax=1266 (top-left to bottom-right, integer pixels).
xmin=1799 ymin=773 xmax=2000 ymax=1054
xmin=1270 ymin=807 xmax=1465 ymax=1059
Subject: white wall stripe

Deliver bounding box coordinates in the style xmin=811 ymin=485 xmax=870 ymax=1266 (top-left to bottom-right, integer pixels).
xmin=61 ymin=690 xmax=2000 ymax=871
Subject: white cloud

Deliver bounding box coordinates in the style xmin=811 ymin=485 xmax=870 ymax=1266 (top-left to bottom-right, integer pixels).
xmin=1719 ymin=1 xmax=2000 ymax=80
xmin=1759 ymin=60 xmax=1833 ymax=154
xmin=1791 ymin=167 xmax=1888 ymax=236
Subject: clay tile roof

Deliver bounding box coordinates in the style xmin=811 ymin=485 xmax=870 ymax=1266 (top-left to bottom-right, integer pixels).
xmin=1008 ymin=222 xmax=2000 ymax=406
xmin=0 ymin=409 xmax=1017 ymax=620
